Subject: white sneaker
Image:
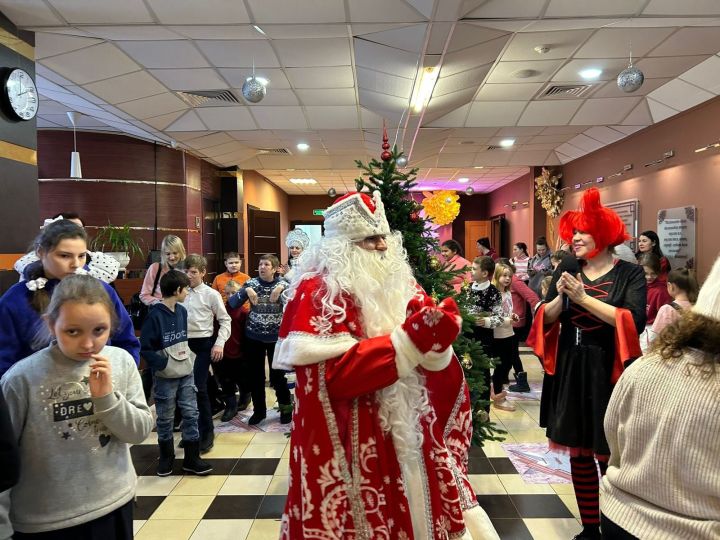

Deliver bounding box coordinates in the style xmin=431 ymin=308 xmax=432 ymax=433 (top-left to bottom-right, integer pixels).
xmin=492 ymin=398 xmax=516 ymax=412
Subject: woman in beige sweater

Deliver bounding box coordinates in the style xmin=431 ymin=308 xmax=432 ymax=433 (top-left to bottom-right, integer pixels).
xmin=600 ymin=255 xmax=720 ymax=540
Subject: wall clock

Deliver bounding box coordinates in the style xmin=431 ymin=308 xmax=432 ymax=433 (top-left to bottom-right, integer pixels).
xmin=3 ymin=68 xmax=38 ymax=121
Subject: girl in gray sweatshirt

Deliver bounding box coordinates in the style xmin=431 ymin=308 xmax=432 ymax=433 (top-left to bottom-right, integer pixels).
xmin=0 ymin=275 xmax=153 ymax=539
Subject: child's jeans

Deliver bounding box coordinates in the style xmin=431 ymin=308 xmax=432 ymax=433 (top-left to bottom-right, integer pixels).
xmin=153 ymin=373 xmax=200 ymax=442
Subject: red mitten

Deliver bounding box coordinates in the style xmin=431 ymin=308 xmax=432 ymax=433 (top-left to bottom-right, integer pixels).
xmin=401 ymin=299 xmax=462 ymax=354
xmin=405 ymin=288 xmax=435 ymax=317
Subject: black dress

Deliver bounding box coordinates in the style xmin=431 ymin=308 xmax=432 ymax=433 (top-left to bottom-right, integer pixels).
xmin=539 ymin=260 xmax=646 ymax=456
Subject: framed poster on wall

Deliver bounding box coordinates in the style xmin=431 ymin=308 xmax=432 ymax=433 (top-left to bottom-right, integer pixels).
xmin=658 ymin=206 xmax=696 ymax=270
xmin=606 ymin=199 xmax=639 ymax=251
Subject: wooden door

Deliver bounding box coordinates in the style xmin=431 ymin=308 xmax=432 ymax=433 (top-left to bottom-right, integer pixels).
xmin=247 ymin=206 xmax=280 ymax=277
xmin=465 ymin=220 xmax=491 ymax=259
xmin=202 ymin=198 xmax=220 ymax=282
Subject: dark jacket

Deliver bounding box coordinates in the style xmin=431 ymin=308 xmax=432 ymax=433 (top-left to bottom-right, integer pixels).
xmin=140 ymin=303 xmax=194 ymax=378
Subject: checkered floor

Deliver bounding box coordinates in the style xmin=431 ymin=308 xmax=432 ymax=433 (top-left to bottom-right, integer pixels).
xmin=131 ymin=349 xmax=583 ymax=539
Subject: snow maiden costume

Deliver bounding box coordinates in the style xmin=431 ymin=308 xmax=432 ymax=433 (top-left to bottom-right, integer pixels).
xmin=528 ymin=189 xmax=646 ymax=540
xmin=283 ymin=228 xmax=310 ymax=282
xmin=274 ymin=191 xmax=498 ymax=539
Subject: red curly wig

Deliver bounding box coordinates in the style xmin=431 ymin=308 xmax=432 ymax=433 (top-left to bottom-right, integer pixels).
xmin=558 ymin=188 xmax=629 ymax=259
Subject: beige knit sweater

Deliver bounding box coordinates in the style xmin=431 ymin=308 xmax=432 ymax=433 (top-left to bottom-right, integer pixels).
xmin=600 ymin=349 xmax=720 ymax=539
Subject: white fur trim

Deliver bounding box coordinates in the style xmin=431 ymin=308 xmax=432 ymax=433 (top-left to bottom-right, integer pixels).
xmin=419 ymin=346 xmax=453 ymax=372
xmin=390 ymin=327 xmax=425 ymax=378
xmin=463 ymin=505 xmax=501 ymax=540
xmin=272 ymin=331 xmax=358 ymax=370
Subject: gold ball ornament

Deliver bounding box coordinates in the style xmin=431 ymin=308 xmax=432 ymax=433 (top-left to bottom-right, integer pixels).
xmin=429 ymin=256 xmax=441 ymax=270
xmin=475 ymin=409 xmax=489 ymax=423
xmin=461 ymin=353 xmax=473 ymax=370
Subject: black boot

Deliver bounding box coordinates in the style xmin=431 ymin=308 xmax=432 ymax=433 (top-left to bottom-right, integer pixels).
xmin=182 ymin=440 xmax=213 ymax=475
xmin=572 ymin=525 xmax=601 ymax=540
xmin=157 ymin=439 xmax=175 ymax=477
xmin=237 ymin=392 xmax=252 ymax=412
xmin=221 ymin=395 xmax=238 ymax=422
xmin=508 ymin=371 xmax=531 ymax=393
xmin=248 ymin=409 xmax=266 ymax=425
xmin=200 ymin=430 xmax=214 ymax=454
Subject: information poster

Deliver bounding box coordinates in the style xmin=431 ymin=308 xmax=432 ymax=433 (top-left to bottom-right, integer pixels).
xmin=658 ymin=206 xmax=696 ymax=270
xmin=606 ymin=199 xmax=639 ymax=251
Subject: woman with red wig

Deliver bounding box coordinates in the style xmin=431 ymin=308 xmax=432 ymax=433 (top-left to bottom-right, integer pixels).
xmin=528 ymin=189 xmax=646 ymax=540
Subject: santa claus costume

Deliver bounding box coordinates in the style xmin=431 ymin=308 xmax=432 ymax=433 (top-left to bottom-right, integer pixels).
xmin=274 ymin=191 xmax=498 ymax=539
xmin=528 ymin=189 xmax=646 ymax=540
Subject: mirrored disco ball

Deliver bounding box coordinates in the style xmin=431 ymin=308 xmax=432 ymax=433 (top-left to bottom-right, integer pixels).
xmin=465 ymin=186 xmax=474 ymax=195
xmin=396 ymin=155 xmax=408 ymax=168
xmin=327 ymin=187 xmax=337 ymax=197
xmin=617 ymin=66 xmax=644 ymax=93
xmin=242 ymin=77 xmax=267 ymax=103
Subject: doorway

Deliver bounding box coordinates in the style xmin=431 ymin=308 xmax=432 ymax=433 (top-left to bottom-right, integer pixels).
xmin=247 ymin=206 xmax=281 ymax=277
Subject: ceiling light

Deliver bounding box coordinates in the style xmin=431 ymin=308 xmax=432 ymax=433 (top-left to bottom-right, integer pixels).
xmin=579 ymin=68 xmax=602 ymax=80
xmin=246 ymin=75 xmax=269 ymax=86
xmin=296 ymin=143 xmax=309 ymax=151
xmin=534 ymin=45 xmax=550 ymax=54
xmin=252 ymin=25 xmax=266 ymax=36
xmin=474 ymin=166 xmax=484 ymax=169
xmin=289 ymin=178 xmax=317 ymax=184
xmin=458 ymin=177 xmax=469 ymax=183
xmin=410 ymin=66 xmax=440 ymax=113
xmin=513 ymin=69 xmax=539 ymax=79
xmin=499 ymin=138 xmax=515 ymax=148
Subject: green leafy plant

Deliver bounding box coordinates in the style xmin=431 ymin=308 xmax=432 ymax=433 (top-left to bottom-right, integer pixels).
xmin=90 ymin=221 xmax=145 ymax=259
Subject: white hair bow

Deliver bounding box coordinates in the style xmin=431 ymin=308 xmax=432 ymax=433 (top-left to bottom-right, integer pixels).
xmin=25 ymin=277 xmax=48 ymax=291
xmin=42 ymin=215 xmax=64 ymax=228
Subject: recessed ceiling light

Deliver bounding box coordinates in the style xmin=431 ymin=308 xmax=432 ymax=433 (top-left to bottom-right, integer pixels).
xmin=252 ymin=25 xmax=266 ymax=36
xmin=289 ymin=178 xmax=317 ymax=184
xmin=296 ymin=143 xmax=309 ymax=151
xmin=499 ymin=138 xmax=515 ymax=148
xmin=474 ymin=166 xmax=484 ymax=169
xmin=579 ymin=68 xmax=602 ymax=80
xmin=458 ymin=177 xmax=470 ymax=183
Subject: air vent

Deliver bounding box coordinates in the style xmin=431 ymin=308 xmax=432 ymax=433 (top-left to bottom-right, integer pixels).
xmin=540 ymin=84 xmax=594 ymax=98
xmin=176 ymin=90 xmax=241 ymax=107
xmin=256 ymin=148 xmax=291 ymax=155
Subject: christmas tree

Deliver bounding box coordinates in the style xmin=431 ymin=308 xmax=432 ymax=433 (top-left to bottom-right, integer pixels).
xmin=354 ymin=135 xmax=505 ymax=446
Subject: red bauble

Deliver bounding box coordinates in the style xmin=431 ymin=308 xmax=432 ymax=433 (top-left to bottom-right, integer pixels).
xmin=410 ymin=211 xmax=419 ymax=222
xmin=381 ymin=150 xmax=392 ymax=161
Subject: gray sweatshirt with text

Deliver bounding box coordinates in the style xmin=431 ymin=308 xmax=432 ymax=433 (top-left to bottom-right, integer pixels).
xmin=0 ymin=344 xmax=152 ymax=533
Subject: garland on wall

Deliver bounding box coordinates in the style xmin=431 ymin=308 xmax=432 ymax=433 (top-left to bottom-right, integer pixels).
xmin=534 ymin=167 xmax=564 ymax=244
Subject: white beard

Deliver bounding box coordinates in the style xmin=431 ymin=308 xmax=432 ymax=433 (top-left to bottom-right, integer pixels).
xmin=345 ymin=239 xmax=431 ymax=462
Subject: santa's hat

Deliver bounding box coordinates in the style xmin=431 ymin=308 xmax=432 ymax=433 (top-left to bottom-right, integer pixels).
xmin=323 ymin=190 xmax=390 ymax=241
xmin=692 ymin=254 xmax=720 ymax=322
xmin=285 ymin=228 xmax=310 ymax=249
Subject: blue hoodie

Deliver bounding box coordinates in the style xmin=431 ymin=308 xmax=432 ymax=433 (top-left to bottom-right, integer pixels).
xmin=0 ymin=279 xmax=140 ymax=377
xmin=140 ymin=302 xmax=193 ymax=378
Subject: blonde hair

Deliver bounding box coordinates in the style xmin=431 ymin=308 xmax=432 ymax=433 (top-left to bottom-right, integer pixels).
xmin=160 ymin=235 xmax=186 ymax=267
xmin=492 ymin=262 xmax=514 ymax=292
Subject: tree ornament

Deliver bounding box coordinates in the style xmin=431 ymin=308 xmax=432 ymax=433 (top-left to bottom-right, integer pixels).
xmin=410 ymin=211 xmax=419 ymax=222
xmin=461 ymin=353 xmax=473 ymax=370
xmin=465 ymin=186 xmax=474 ymax=196
xmin=617 ymin=65 xmax=644 ymax=93
xmin=396 ymin=155 xmax=408 ymax=168
xmin=381 ymin=123 xmax=392 ymax=162
xmin=429 ymin=256 xmax=441 ymax=270
xmin=475 ymin=409 xmax=489 ymax=423
xmin=422 ymin=190 xmax=461 ymax=226
xmin=327 ymin=187 xmax=337 ymax=197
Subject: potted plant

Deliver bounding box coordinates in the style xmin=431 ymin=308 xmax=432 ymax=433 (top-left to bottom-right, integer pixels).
xmin=90 ymin=221 xmax=145 ymax=272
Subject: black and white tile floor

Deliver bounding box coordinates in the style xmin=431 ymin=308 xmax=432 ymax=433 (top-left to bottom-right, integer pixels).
xmin=131 ymin=348 xmax=582 ymax=539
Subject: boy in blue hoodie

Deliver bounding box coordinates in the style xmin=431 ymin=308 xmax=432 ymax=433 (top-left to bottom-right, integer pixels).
xmin=140 ymin=270 xmax=212 ymax=477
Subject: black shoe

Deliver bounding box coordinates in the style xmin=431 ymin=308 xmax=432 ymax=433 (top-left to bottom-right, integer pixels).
xmin=248 ymin=411 xmax=266 ymax=425
xmin=572 ymin=525 xmax=601 ymax=540
xmin=157 ymin=439 xmax=175 ymax=477
xmin=237 ymin=393 xmax=252 ymax=412
xmin=221 ymin=396 xmax=238 ymax=422
xmin=508 ymin=371 xmax=531 ymax=393
xmin=200 ymin=432 xmax=214 ymax=454
xmin=182 ymin=440 xmax=213 ymax=475
xmin=280 ymin=411 xmax=292 ymax=424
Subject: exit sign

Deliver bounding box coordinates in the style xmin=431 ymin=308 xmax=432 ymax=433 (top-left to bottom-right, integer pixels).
xmin=313 ymin=209 xmax=325 ymax=216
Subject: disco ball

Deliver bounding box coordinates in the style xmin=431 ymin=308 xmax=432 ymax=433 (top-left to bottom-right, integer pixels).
xmin=617 ymin=65 xmax=644 ymax=93
xmin=327 ymin=187 xmax=337 ymax=197
xmin=396 ymin=155 xmax=408 ymax=168
xmin=465 ymin=186 xmax=474 ymax=195
xmin=242 ymin=76 xmax=267 ymax=103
